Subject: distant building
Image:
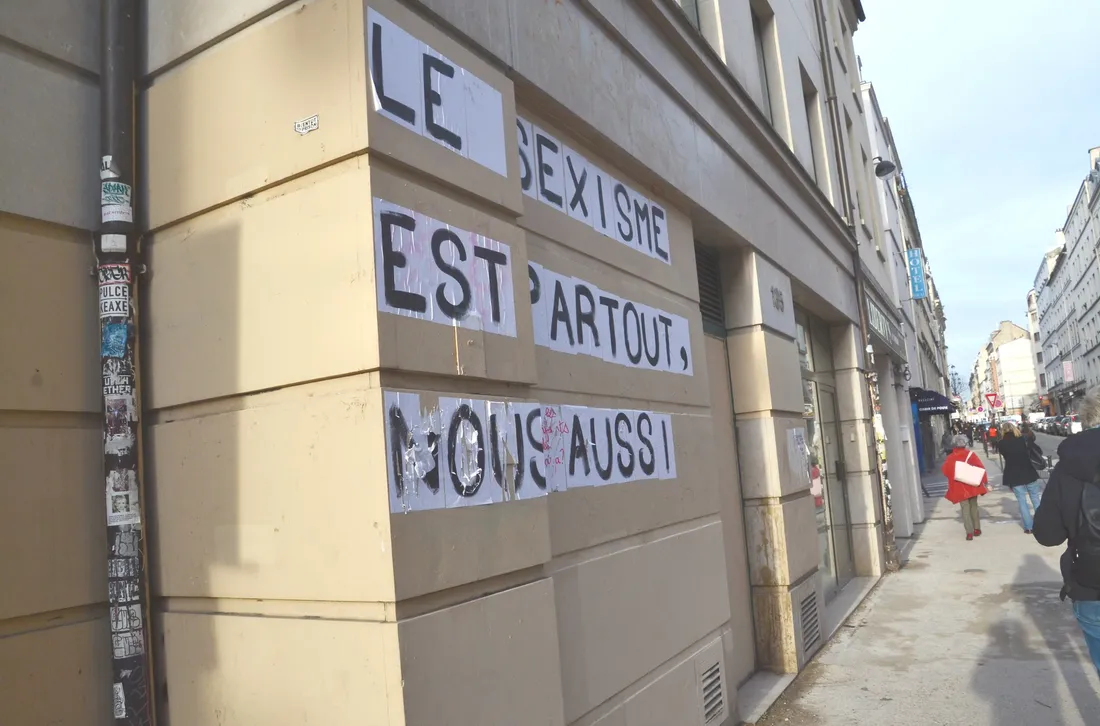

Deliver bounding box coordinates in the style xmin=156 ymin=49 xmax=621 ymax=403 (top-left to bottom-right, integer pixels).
xmin=1035 ymin=147 xmax=1100 ymax=413
xmin=970 ymin=322 xmax=1032 ymax=417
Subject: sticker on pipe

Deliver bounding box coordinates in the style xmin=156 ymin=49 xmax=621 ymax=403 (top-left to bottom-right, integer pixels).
xmin=101 ymin=181 xmax=132 ymax=223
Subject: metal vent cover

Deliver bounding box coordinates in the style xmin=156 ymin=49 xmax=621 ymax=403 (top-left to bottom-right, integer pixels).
xmin=800 ymin=590 xmax=822 ymax=653
xmin=695 ymin=242 xmax=725 ymax=336
xmin=700 ymin=661 xmax=725 ymax=723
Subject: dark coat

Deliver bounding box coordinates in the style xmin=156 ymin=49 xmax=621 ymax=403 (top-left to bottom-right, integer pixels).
xmin=1034 ymin=428 xmax=1100 ymax=600
xmin=997 ymin=435 xmax=1040 ymax=488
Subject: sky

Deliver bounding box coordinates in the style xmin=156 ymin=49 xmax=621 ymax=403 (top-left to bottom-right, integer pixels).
xmin=854 ymin=1 xmax=1100 ymax=386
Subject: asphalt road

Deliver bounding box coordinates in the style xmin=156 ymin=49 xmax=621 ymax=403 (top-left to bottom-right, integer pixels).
xmin=1031 ymin=430 xmax=1066 ymax=464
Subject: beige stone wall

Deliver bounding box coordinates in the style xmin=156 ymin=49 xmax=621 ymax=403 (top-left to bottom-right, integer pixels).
xmin=1 ymin=0 xmax=884 ymax=723
xmin=0 ymin=3 xmax=112 ymax=723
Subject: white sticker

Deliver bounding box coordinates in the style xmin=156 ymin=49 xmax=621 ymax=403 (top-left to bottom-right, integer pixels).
xmin=101 ymin=181 xmax=133 ymax=223
xmin=527 ymin=262 xmax=694 ymax=375
xmin=373 ymin=197 xmax=516 ymax=337
xmin=367 ymin=9 xmax=506 ymax=176
xmin=101 ymin=155 xmax=117 ymax=180
xmin=101 ymin=181 xmax=131 ymax=207
xmin=439 ymin=397 xmax=494 ymax=508
xmin=383 ymin=391 xmax=445 ymax=513
xmin=99 ymin=280 xmax=130 ymax=319
xmin=383 ymin=392 xmax=676 ymax=512
xmin=461 ymin=68 xmax=508 ymax=177
xmin=101 ymin=233 xmax=127 ymax=253
xmin=540 ymin=404 xmax=569 ymax=492
xmin=294 ymin=114 xmax=319 ymax=135
xmin=106 ymin=469 xmax=140 ymax=526
xmin=113 ymin=683 xmax=126 ymax=718
xmin=507 ymin=402 xmax=548 ymax=500
xmin=787 ymin=428 xmax=811 ymax=489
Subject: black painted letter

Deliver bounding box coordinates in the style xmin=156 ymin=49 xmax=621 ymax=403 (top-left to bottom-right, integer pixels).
xmin=551 ymin=279 xmax=575 ymax=346
xmin=652 ymin=205 xmax=669 ymax=261
xmin=517 ymin=120 xmax=533 ymax=193
xmin=623 ymin=302 xmax=643 ymax=364
xmin=447 ymin=404 xmax=485 ymax=496
xmin=589 ymin=416 xmax=614 ymax=482
xmin=614 ymin=412 xmax=635 ymax=479
xmin=371 ymin=23 xmax=415 ymax=125
xmin=614 ymin=183 xmax=634 ymax=242
xmin=380 ymin=211 xmax=427 ymax=313
xmin=575 ymin=284 xmax=599 ymax=348
xmin=473 ymin=246 xmax=508 ymax=323
xmin=431 ymin=228 xmax=471 ymax=320
xmin=535 ymin=133 xmax=563 ymax=208
xmin=569 ymin=414 xmax=590 ymax=479
xmin=422 ymin=55 xmax=462 ymax=151
xmin=638 ymin=412 xmax=656 ymax=477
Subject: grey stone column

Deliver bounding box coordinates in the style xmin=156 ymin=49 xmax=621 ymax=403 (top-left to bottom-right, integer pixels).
xmin=831 ymin=324 xmax=884 ymax=577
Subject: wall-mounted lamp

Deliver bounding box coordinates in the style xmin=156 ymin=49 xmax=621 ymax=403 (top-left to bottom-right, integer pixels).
xmin=873 ymin=156 xmax=897 ymax=179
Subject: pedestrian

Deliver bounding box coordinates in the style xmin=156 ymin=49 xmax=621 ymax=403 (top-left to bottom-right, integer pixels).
xmin=996 ymin=422 xmax=1043 ymax=534
xmin=966 ymin=423 xmax=974 ymax=447
xmin=940 ymin=427 xmax=954 ymax=458
xmin=1034 ymin=386 xmax=1100 ymax=675
xmin=942 ymin=433 xmax=989 ymax=541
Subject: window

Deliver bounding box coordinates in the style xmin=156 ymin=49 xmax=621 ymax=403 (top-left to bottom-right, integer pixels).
xmin=1040 ymin=373 xmax=1047 ymax=388
xmin=800 ymin=65 xmax=829 ymax=195
xmin=1037 ymin=351 xmax=1044 ymax=363
xmin=1034 ymin=331 xmax=1040 ymax=342
xmin=751 ymin=7 xmax=772 ymax=122
xmin=676 ymin=0 xmax=701 ymax=29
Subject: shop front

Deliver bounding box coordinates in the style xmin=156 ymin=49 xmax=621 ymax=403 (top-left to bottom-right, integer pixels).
xmin=795 ymin=309 xmax=854 ymax=602
xmin=865 ymin=292 xmax=923 ymax=537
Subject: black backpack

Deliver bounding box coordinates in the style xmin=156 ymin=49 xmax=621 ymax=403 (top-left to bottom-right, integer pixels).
xmin=1028 ymin=441 xmax=1048 ymax=471
xmin=1073 ymin=475 xmax=1100 ymax=590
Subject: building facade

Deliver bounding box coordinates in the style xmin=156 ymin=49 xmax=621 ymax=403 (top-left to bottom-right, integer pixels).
xmin=990 ymin=337 xmax=1039 ymax=416
xmin=969 ymin=322 xmax=1031 ymax=418
xmin=858 ymin=81 xmax=927 ymax=537
xmin=1 ymin=1 xmax=950 ymax=724
xmin=1035 ymin=148 xmax=1100 ymax=413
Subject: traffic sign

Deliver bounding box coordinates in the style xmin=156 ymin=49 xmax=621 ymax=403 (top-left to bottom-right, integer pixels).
xmin=985 ymin=393 xmax=1003 ymax=409
xmin=978 ymin=406 xmax=984 ymax=412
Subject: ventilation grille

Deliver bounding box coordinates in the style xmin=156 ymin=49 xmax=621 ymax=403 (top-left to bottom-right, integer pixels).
xmin=800 ymin=591 xmax=822 ymax=653
xmin=700 ymin=661 xmax=725 ymax=723
xmin=695 ymin=243 xmax=725 ymax=336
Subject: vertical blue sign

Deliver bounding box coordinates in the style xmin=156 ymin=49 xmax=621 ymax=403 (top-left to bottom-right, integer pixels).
xmin=907 ymin=248 xmax=928 ymax=300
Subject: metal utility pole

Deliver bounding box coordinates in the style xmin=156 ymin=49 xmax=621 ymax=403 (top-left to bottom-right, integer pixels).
xmin=811 ymin=0 xmax=899 ymax=572
xmin=97 ymin=1 xmax=155 ymax=722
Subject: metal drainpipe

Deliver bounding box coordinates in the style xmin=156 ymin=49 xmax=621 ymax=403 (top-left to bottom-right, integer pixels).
xmin=97 ymin=0 xmax=156 ymax=722
xmin=811 ymin=0 xmax=900 ymax=572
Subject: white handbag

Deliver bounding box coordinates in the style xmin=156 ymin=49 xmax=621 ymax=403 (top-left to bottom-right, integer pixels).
xmin=953 ymin=451 xmax=985 ymax=487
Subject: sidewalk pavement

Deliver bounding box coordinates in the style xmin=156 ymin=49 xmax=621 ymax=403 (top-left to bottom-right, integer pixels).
xmin=755 ymin=449 xmax=1100 ymax=725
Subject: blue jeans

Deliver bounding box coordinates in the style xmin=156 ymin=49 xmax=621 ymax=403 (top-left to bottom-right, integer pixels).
xmin=1012 ymin=481 xmax=1043 ymax=530
xmin=1075 ymin=600 xmax=1100 ymax=674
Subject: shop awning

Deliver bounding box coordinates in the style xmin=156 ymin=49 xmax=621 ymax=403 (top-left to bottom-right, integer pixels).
xmin=910 ymin=387 xmax=955 ymax=416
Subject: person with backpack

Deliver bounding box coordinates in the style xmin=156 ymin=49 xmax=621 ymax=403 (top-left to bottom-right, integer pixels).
xmin=996 ymin=422 xmax=1044 ymax=533
xmin=1033 ymin=387 xmax=1100 ymax=674
xmin=942 ymin=434 xmax=989 ymax=541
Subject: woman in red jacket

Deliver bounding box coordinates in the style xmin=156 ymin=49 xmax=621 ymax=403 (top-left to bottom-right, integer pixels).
xmin=942 ymin=434 xmax=989 ymax=540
